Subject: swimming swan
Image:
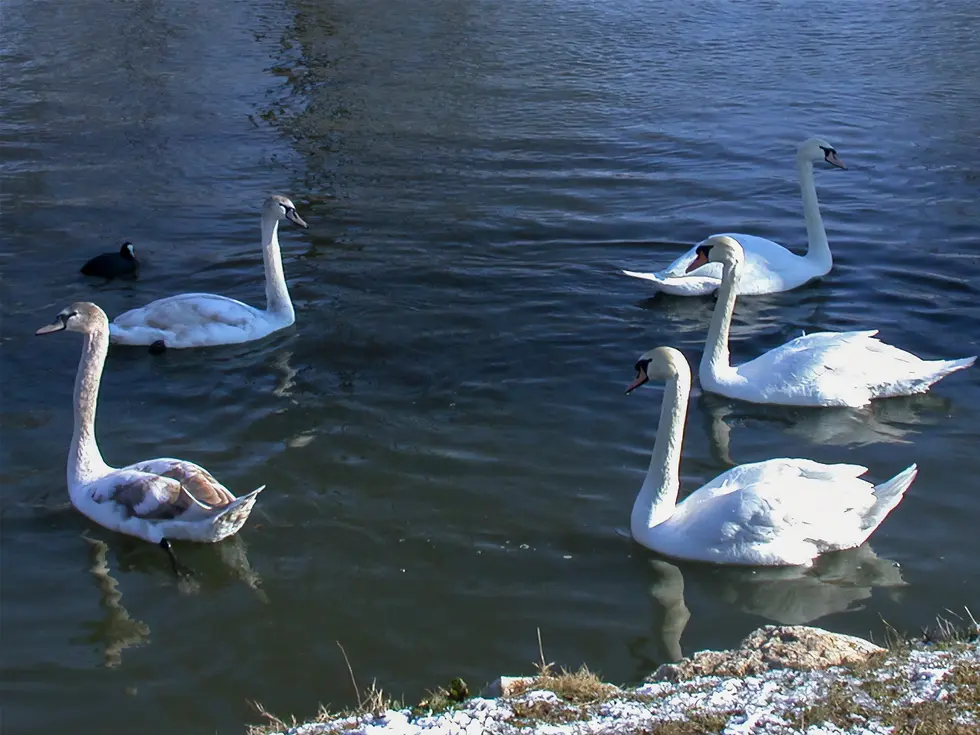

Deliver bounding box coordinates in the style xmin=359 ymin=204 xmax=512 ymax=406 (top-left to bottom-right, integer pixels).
xmin=694 ymin=236 xmax=976 ymax=407
xmin=36 ymin=302 xmax=264 ymax=574
xmin=625 ymin=345 xmax=917 ymax=566
xmin=622 ymin=137 xmax=845 ymax=296
xmin=109 ymin=195 xmax=307 ymax=350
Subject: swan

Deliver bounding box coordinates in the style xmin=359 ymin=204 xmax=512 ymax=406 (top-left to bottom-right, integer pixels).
xmin=624 ymin=345 xmax=917 ymax=566
xmin=36 ymin=301 xmax=265 ymax=575
xmin=695 ymin=236 xmax=976 ymax=407
xmin=81 ymin=241 xmax=139 ymax=279
xmin=109 ymin=195 xmax=307 ymax=350
xmin=622 ymin=137 xmax=845 ymax=296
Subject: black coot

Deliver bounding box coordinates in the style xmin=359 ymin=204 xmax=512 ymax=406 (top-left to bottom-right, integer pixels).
xmin=81 ymin=242 xmax=139 ymax=279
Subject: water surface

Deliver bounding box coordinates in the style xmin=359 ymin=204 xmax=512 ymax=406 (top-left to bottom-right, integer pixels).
xmin=2 ymin=1 xmax=979 ymax=732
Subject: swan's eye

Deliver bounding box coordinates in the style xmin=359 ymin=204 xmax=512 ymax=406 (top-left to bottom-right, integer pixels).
xmin=634 ymin=359 xmax=651 ymax=374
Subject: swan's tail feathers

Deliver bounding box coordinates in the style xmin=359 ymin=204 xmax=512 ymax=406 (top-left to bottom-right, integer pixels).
xmin=211 ymin=485 xmax=265 ymax=540
xmin=621 ymin=270 xmax=720 ymax=297
xmin=910 ymin=355 xmax=977 ymax=394
xmin=622 ymin=269 xmax=665 ymax=283
xmin=934 ymin=355 xmax=977 ymax=376
xmin=859 ymin=465 xmax=917 ymax=545
xmin=622 ymin=270 xmax=674 ymax=291
xmin=876 ymin=355 xmax=976 ymax=399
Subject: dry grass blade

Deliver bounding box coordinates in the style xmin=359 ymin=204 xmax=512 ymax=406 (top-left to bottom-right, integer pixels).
xmin=335 ymin=641 xmax=401 ymax=718
xmin=336 ymin=642 xmax=360 ymax=706
xmin=505 ymin=629 xmax=619 ymax=704
xmin=245 ymin=700 xmax=294 ymax=735
xmin=535 ymin=627 xmax=555 ymax=677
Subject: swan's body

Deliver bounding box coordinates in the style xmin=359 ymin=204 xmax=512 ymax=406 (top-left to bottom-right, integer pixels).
xmin=696 ymin=236 xmax=976 ymax=407
xmin=81 ymin=241 xmax=139 ymax=279
xmin=109 ymin=195 xmax=307 ymax=349
xmin=36 ymin=303 xmax=263 ymax=549
xmin=622 ymin=138 xmax=845 ymax=296
xmin=625 ymin=346 xmax=916 ymax=566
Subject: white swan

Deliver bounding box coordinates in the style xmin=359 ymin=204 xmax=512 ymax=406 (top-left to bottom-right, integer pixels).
xmin=695 ymin=236 xmax=976 ymax=407
xmin=622 ymin=137 xmax=845 ymax=296
xmin=625 ymin=346 xmax=917 ymax=566
xmin=36 ymin=302 xmax=264 ymax=574
xmin=109 ymin=195 xmax=307 ymax=350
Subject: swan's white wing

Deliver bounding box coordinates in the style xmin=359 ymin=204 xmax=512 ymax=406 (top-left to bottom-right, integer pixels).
xmin=688 ymin=458 xmax=868 ymax=501
xmin=732 ymin=330 xmax=956 ymax=406
xmin=669 ymin=459 xmax=878 ymax=558
xmin=112 ymin=293 xmax=259 ymax=330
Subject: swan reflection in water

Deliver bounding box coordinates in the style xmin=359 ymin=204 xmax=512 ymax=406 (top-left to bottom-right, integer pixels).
xmin=272 ymin=350 xmax=299 ymax=401
xmin=79 ymin=534 xmax=151 ymax=668
xmin=77 ymin=532 xmax=267 ymax=667
xmin=698 ymin=391 xmax=955 ymax=465
xmin=639 ymin=544 xmax=905 ymax=669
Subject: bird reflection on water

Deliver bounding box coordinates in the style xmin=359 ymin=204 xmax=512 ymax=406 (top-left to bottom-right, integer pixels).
xmin=636 ymin=545 xmax=905 ymax=674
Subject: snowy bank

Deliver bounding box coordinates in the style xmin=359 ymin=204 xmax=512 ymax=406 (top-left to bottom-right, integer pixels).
xmin=249 ymin=624 xmax=980 ymax=735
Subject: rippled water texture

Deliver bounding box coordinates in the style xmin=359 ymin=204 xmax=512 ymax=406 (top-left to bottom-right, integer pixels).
xmin=2 ymin=1 xmax=979 ymax=732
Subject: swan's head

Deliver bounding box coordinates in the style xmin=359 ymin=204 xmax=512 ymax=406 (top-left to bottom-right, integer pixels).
xmin=685 ymin=235 xmax=744 ymax=273
xmin=120 ymin=241 xmax=136 ymax=260
xmin=264 ymin=195 xmax=308 ymax=229
xmin=35 ymin=302 xmax=109 ymax=336
xmin=798 ymin=137 xmax=846 ymax=169
xmin=626 ymin=346 xmax=688 ymax=395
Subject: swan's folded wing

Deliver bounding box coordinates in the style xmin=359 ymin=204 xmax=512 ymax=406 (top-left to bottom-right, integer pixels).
xmin=763 ymin=458 xmax=869 ymax=483
xmin=686 ymin=459 xmax=870 ymax=519
xmin=737 ymin=462 xmax=879 ymax=536
xmin=88 ymin=470 xmax=211 ymax=520
xmin=124 ymin=458 xmax=236 ymax=507
xmin=691 ymin=458 xmax=866 ymax=498
xmin=733 ymin=330 xmax=885 ymax=398
xmin=113 ymin=294 xmax=257 ymax=330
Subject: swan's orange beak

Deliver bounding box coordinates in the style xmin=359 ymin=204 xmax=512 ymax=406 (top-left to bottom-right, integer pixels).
xmin=685 ymin=246 xmax=711 ymax=273
xmin=626 ymin=367 xmax=649 ymax=395
xmin=825 ymin=150 xmax=846 ymax=169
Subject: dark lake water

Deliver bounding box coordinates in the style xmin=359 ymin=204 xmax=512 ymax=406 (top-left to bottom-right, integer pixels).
xmin=2 ymin=1 xmax=979 ymax=732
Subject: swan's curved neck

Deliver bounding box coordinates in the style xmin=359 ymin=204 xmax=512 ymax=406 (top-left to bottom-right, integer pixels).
xmin=700 ymin=259 xmax=739 ymax=382
xmin=796 ymin=156 xmax=830 ymax=269
xmin=632 ymin=366 xmax=691 ymax=537
xmin=69 ymin=329 xmax=112 ymax=490
xmin=261 ymin=215 xmax=294 ymax=322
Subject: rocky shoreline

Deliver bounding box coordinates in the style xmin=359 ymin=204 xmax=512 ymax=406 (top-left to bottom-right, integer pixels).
xmin=250 ymin=623 xmax=979 ymax=735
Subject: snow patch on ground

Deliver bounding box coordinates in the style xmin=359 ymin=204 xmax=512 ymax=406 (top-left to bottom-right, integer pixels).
xmin=263 ymin=641 xmax=978 ymax=735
